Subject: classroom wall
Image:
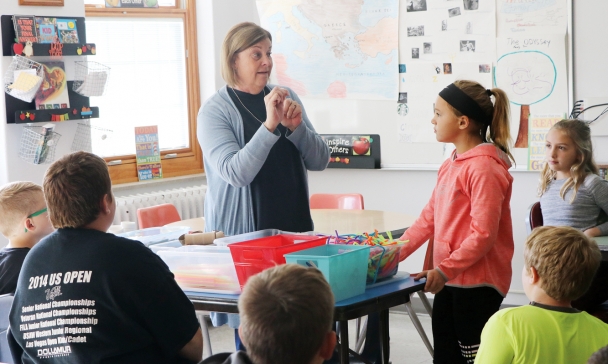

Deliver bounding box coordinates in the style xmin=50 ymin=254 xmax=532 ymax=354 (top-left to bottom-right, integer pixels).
xmin=0 ymin=0 xmax=86 ymax=247
xmin=573 ymin=1 xmax=608 ymax=162
xmin=0 ymin=1 xmax=607 ymax=304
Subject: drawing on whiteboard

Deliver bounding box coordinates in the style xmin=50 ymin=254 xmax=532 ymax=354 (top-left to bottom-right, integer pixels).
xmin=494 ymin=50 xmax=557 ymax=147
xmin=507 ymin=68 xmax=553 ymax=96
xmin=442 ymin=20 xmax=447 ymax=31
xmin=424 ymin=42 xmax=433 ymax=54
xmin=412 ymin=48 xmax=420 ymax=59
xmin=495 ymin=51 xmax=556 ymax=105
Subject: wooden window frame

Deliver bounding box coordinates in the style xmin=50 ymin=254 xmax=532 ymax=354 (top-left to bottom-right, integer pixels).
xmin=85 ymin=0 xmax=203 ymax=184
xmin=19 ymin=0 xmax=64 ymax=6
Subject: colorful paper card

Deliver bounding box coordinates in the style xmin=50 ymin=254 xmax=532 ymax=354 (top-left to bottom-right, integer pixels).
xmin=56 ymin=18 xmax=79 ymax=44
xmin=35 ymin=17 xmax=57 ymax=43
xmin=35 ymin=62 xmax=70 ymax=110
xmin=135 ymin=126 xmax=163 ymax=181
xmin=13 ymin=15 xmax=38 ymax=43
xmin=527 ymin=114 xmax=564 ymax=171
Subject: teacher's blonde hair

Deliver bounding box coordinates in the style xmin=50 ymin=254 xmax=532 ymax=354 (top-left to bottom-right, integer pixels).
xmin=220 ymin=22 xmax=272 ymax=88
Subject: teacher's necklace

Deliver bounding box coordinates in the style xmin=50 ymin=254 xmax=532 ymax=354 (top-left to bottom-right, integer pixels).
xmin=230 ymin=86 xmax=267 ymax=125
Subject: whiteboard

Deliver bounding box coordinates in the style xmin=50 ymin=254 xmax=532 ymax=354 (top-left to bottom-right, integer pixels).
xmin=297 ymin=0 xmax=573 ymax=168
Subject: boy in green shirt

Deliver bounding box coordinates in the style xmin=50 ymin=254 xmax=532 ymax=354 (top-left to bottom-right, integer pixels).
xmin=476 ymin=226 xmax=608 ymax=364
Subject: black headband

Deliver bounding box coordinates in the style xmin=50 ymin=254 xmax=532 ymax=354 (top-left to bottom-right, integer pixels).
xmin=439 ymin=83 xmax=491 ymax=125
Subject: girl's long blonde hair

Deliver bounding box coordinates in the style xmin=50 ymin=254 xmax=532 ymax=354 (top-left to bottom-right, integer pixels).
xmin=538 ymin=119 xmax=599 ymax=202
xmin=451 ymin=80 xmax=515 ymax=163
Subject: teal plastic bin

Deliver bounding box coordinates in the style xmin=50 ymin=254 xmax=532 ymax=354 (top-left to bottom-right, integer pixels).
xmin=284 ymin=244 xmax=370 ymax=302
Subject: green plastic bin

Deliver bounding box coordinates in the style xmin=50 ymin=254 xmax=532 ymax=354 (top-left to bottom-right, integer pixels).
xmin=284 ymin=244 xmax=370 ymax=302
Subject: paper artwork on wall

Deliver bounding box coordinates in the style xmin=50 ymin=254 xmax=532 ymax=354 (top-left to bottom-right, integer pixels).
xmin=397 ymin=61 xmax=492 ymax=143
xmin=496 ymin=0 xmax=568 ymax=37
xmin=399 ymin=0 xmax=496 ymax=63
xmin=495 ymin=34 xmax=568 ymax=148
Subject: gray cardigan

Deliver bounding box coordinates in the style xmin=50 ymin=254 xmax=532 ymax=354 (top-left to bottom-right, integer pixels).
xmin=197 ymin=85 xmax=330 ymax=236
xmin=540 ymin=174 xmax=608 ymax=235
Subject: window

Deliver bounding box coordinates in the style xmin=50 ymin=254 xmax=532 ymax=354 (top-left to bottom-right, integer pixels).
xmin=85 ymin=0 xmax=202 ymax=184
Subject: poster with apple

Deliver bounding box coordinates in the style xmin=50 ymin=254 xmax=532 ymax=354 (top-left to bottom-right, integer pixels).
xmin=321 ymin=134 xmax=381 ymax=169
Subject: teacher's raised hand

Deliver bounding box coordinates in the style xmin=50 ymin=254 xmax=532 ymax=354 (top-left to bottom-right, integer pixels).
xmin=263 ymin=86 xmax=289 ymax=132
xmin=281 ymin=97 xmax=302 ymax=132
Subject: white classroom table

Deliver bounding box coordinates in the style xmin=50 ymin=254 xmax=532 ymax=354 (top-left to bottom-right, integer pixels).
xmin=164 ymin=217 xmax=205 ymax=231
xmin=164 ymin=210 xmax=417 ymax=237
xmin=310 ymin=209 xmax=417 ymax=236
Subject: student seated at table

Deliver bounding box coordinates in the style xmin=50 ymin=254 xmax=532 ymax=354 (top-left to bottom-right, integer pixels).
xmin=475 ymin=226 xmax=608 ymax=364
xmin=0 ymin=181 xmax=54 ymax=295
xmin=9 ymin=151 xmax=203 ymax=363
xmin=208 ymin=264 xmax=336 ymax=364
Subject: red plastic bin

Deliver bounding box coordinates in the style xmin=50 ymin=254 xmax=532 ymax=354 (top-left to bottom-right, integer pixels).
xmin=227 ymin=234 xmax=327 ymax=288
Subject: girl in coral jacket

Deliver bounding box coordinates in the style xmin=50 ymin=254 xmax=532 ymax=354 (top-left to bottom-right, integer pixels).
xmin=399 ymin=80 xmax=515 ymax=364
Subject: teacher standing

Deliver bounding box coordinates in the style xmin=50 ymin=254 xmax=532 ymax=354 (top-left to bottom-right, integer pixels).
xmin=197 ymin=21 xmax=330 ymax=347
xmin=198 ymin=22 xmax=329 ymax=235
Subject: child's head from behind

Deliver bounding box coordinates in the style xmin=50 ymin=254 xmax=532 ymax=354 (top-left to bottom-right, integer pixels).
xmin=588 ymin=345 xmax=608 ymax=364
xmin=44 ymin=151 xmax=114 ymax=229
xmin=524 ymin=226 xmax=601 ymax=302
xmin=0 ymin=182 xmax=53 ymax=241
xmin=239 ymin=264 xmax=336 ymax=364
xmin=435 ymin=80 xmax=514 ymax=162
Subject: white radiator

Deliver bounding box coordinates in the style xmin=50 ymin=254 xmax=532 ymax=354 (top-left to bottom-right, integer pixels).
xmin=113 ymin=186 xmax=207 ymax=229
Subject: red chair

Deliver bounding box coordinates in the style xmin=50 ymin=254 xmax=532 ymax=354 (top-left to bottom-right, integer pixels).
xmin=136 ymin=203 xmax=181 ymax=229
xmin=525 ymin=201 xmax=543 ymax=235
xmin=310 ymin=193 xmax=364 ymax=210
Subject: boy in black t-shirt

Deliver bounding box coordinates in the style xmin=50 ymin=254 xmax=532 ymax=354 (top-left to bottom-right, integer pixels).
xmin=9 ymin=151 xmax=202 ymax=363
xmin=0 ymin=181 xmax=54 ymax=295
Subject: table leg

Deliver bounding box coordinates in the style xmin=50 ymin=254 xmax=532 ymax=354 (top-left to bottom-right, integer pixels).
xmin=339 ymin=320 xmax=350 ymax=364
xmin=379 ymin=309 xmax=390 ymax=364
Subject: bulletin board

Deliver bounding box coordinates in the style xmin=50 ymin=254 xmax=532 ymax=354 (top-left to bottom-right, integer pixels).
xmin=257 ymin=0 xmax=573 ymax=168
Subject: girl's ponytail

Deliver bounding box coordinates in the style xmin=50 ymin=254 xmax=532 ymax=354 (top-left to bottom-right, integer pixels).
xmin=488 ymin=87 xmax=513 ymax=163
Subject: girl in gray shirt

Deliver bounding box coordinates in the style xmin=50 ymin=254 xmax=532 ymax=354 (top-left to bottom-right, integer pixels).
xmin=538 ymin=119 xmax=608 ymax=315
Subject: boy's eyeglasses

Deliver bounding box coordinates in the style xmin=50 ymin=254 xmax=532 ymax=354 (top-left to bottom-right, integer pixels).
xmin=27 ymin=207 xmax=48 ymax=218
xmin=25 ymin=207 xmax=48 ymax=233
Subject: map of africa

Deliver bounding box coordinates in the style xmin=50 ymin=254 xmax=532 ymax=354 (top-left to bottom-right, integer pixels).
xmin=256 ymin=0 xmax=399 ymax=100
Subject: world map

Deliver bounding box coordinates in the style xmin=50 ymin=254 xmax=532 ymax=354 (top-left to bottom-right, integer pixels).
xmin=257 ymin=0 xmax=399 ymax=100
